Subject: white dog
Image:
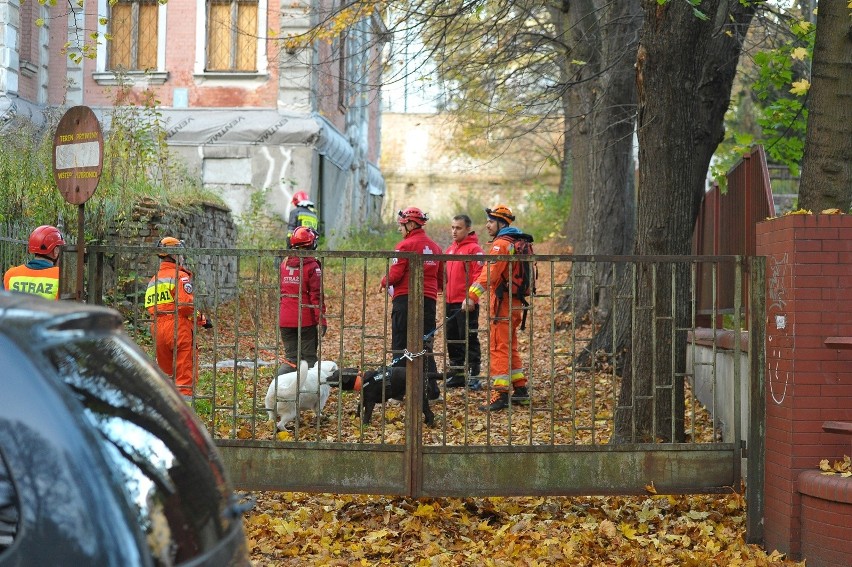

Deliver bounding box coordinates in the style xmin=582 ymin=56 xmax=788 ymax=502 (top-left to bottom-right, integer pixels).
xmin=265 ymin=360 xmax=338 ymax=430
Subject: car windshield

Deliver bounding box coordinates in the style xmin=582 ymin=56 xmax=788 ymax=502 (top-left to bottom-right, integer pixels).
xmin=45 ymin=335 xmax=233 ymax=566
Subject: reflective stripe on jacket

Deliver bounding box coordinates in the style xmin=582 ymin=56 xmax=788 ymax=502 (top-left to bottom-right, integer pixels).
xmin=3 ymin=261 xmax=60 ymax=300
xmin=145 ymin=260 xmax=195 ymax=318
xmin=287 ymin=205 xmax=319 ymax=232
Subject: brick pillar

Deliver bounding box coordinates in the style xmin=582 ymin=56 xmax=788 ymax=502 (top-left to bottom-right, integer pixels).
xmin=756 ymin=214 xmax=852 ymax=558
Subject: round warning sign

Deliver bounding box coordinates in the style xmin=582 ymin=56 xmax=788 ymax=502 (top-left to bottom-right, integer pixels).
xmin=52 ymin=106 xmax=104 ymax=205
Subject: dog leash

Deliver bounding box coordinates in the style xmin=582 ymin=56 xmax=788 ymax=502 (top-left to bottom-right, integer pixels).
xmin=386 ymin=308 xmax=466 ymax=368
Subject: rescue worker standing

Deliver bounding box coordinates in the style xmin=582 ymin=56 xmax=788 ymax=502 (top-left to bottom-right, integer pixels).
xmin=444 ymin=214 xmax=484 ymax=388
xmin=279 ymin=226 xmax=326 ymax=369
xmin=3 ymin=225 xmax=66 ymax=300
xmin=145 ymin=237 xmax=211 ymax=400
xmin=287 ymin=190 xmax=319 ymax=243
xmin=379 ymin=207 xmax=444 ymax=399
xmin=462 ymin=205 xmax=530 ymax=411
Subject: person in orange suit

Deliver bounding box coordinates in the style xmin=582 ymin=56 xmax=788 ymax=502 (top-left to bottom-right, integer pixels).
xmin=462 ymin=205 xmax=530 ymax=411
xmin=145 ymin=237 xmax=210 ymax=400
xmin=3 ymin=225 xmax=66 ymax=300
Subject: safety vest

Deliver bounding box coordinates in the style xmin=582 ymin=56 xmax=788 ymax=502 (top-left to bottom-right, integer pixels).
xmin=3 ymin=263 xmax=60 ymax=300
xmin=145 ymin=261 xmax=195 ymax=318
xmin=296 ymin=207 xmax=319 ymax=229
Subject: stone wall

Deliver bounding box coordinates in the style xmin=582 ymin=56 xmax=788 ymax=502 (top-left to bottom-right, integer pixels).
xmin=90 ymin=197 xmax=239 ymax=307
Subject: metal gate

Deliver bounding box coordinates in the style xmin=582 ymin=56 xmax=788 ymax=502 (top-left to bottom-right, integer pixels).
xmin=4 ymin=234 xmax=765 ymax=537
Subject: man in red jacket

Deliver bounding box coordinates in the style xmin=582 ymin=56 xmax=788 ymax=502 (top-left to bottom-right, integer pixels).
xmin=444 ymin=214 xmax=484 ymax=388
xmin=279 ymin=226 xmax=326 ymax=369
xmin=380 ymin=207 xmax=444 ymax=399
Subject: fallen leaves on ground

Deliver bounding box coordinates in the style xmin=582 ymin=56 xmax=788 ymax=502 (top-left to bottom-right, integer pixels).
xmin=187 ymin=242 xmax=796 ymax=564
xmin=243 ymin=491 xmax=803 ymax=566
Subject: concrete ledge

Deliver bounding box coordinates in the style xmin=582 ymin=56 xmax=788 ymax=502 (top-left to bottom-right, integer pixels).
xmin=689 ymin=328 xmax=749 ymax=351
xmin=824 ymin=337 xmax=852 ymax=350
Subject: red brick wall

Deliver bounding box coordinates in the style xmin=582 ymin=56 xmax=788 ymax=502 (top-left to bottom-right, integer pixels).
xmin=798 ymin=471 xmax=852 ymax=567
xmin=80 ymin=0 xmax=280 ymax=108
xmin=756 ymin=214 xmax=852 ymax=559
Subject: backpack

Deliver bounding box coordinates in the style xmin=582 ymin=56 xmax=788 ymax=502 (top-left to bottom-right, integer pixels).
xmin=495 ymin=233 xmax=537 ymax=330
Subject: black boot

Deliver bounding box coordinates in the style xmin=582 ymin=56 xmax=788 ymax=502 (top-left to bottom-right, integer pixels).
xmin=479 ymin=390 xmax=509 ymax=411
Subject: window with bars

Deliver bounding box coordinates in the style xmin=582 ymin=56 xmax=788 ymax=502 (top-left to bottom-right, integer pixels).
xmin=206 ymin=0 xmax=258 ymax=72
xmin=108 ymin=0 xmax=159 ymax=71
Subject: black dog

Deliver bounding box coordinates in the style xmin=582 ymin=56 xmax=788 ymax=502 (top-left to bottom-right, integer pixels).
xmin=330 ymin=367 xmax=438 ymax=426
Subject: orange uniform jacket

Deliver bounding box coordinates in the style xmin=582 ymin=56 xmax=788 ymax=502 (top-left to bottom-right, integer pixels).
xmin=467 ymin=233 xmax=526 ymax=389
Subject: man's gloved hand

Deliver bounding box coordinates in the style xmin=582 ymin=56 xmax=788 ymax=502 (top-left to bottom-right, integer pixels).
xmin=461 ymin=298 xmax=476 ymax=312
xmin=322 ymin=325 xmax=328 ymax=337
xmin=197 ymin=313 xmax=213 ymax=329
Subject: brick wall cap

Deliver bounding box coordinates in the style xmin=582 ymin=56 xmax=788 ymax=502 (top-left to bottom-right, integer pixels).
xmin=798 ymin=469 xmax=852 ymax=504
xmin=758 ymin=213 xmax=852 ymax=230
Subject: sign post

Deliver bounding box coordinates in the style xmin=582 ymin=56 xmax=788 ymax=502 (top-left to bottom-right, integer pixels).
xmin=52 ymin=106 xmax=104 ymax=302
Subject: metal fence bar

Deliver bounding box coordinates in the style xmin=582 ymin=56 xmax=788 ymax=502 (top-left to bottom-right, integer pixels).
xmin=747 ymin=256 xmax=766 ymax=544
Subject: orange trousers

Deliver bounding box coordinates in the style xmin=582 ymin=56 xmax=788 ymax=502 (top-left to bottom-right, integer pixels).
xmin=489 ymin=299 xmax=526 ymax=390
xmin=151 ymin=315 xmax=195 ymax=398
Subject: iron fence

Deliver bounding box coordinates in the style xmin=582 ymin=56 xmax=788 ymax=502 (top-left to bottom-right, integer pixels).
xmin=0 ymin=228 xmax=765 ymax=536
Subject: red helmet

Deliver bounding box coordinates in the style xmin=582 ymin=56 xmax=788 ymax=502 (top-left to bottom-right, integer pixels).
xmin=397 ymin=207 xmax=428 ymax=226
xmin=485 ymin=204 xmax=515 ymax=225
xmin=289 ymin=226 xmax=318 ymax=249
xmin=291 ymin=191 xmax=310 ymax=206
xmin=156 ymin=236 xmax=185 ymax=258
xmin=28 ymin=225 xmax=66 ymax=255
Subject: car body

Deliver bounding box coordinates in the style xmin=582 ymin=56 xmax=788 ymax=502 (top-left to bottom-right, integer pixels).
xmin=0 ymin=292 xmax=250 ymax=566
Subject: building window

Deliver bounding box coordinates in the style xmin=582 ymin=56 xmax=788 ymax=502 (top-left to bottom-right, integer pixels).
xmin=95 ymin=0 xmax=168 ymax=85
xmin=206 ymin=0 xmax=258 ymax=72
xmin=108 ymin=0 xmax=159 ymax=71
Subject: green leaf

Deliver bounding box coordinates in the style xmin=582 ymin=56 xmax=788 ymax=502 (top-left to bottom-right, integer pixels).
xmin=693 ymin=8 xmax=710 ymax=21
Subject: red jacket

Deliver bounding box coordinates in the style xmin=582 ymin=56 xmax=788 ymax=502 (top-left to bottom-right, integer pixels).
xmin=444 ymin=232 xmax=484 ymax=303
xmin=381 ymin=227 xmax=443 ymax=300
xmin=279 ymin=256 xmax=326 ymax=327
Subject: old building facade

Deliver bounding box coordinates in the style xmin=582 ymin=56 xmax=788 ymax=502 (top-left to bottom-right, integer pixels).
xmin=0 ymin=0 xmax=385 ymax=243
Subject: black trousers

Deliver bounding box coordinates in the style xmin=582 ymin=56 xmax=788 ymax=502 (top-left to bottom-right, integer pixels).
xmin=391 ymin=295 xmax=438 ymax=374
xmin=445 ymin=302 xmax=481 ymax=376
xmin=280 ymin=325 xmax=319 ymax=369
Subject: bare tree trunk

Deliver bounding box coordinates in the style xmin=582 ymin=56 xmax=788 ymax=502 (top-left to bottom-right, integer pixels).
xmin=559 ymin=0 xmax=641 ymax=319
xmin=797 ymin=0 xmax=852 ymax=212
xmin=607 ymin=0 xmax=759 ymax=443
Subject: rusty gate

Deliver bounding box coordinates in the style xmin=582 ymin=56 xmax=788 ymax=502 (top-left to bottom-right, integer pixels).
xmin=1 ymin=236 xmax=766 ymax=538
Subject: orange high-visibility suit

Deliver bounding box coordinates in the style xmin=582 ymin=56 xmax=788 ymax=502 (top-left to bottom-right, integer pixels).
xmin=145 ymin=259 xmax=197 ymax=398
xmin=467 ymin=235 xmax=527 ymax=392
